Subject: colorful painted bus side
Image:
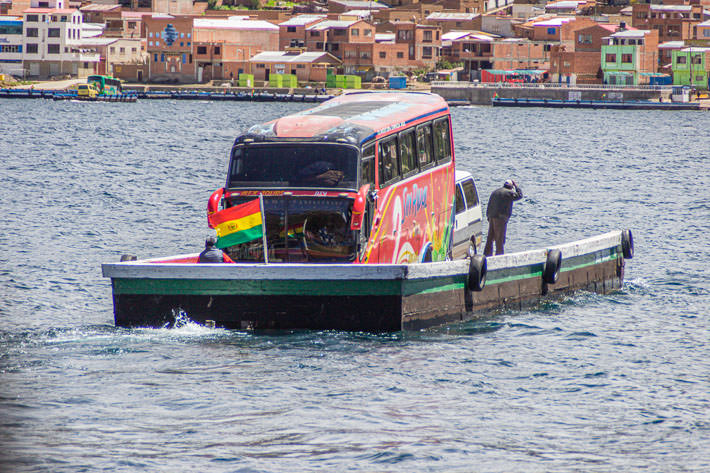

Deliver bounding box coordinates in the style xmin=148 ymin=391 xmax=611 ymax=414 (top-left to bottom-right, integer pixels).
xmin=87 ymin=75 xmax=123 ymax=95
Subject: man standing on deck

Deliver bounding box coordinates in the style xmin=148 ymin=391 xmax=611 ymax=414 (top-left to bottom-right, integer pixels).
xmin=483 ymin=180 xmax=523 ymax=256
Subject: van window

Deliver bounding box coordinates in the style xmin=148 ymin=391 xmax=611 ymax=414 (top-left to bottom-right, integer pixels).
xmin=361 ymin=144 xmax=375 ymax=188
xmin=416 ymin=124 xmax=434 ymax=169
xmin=399 ymin=130 xmax=417 ymax=176
xmin=455 ymin=184 xmax=465 ymax=214
xmin=433 ymin=117 xmax=451 ymax=163
xmin=461 ymin=178 xmax=479 ymax=207
xmin=378 ymin=137 xmax=399 ymax=186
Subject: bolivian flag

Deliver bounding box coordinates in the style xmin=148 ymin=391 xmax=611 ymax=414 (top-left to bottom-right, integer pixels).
xmin=209 ymin=198 xmax=263 ymax=249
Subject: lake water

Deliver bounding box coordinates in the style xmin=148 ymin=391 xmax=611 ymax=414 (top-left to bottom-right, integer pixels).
xmin=1 ymin=98 xmax=709 ymax=472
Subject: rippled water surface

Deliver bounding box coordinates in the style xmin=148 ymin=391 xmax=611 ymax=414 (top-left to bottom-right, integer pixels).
xmin=2 ymin=99 xmax=709 ymax=472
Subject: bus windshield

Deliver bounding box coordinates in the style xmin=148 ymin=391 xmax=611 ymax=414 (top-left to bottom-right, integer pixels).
xmin=228 ymin=143 xmax=358 ymax=189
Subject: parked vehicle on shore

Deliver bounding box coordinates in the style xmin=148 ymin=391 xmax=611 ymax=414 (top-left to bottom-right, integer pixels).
xmin=76 ymin=83 xmax=99 ymax=98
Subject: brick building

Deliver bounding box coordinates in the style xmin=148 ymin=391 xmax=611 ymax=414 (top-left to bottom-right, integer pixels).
xmin=549 ymin=21 xmax=620 ymax=84
xmin=193 ymin=16 xmax=278 ymax=82
xmin=278 ymin=14 xmax=325 ymax=50
xmin=442 ymin=31 xmax=497 ymax=79
xmin=144 ymin=14 xmax=195 ymax=83
xmin=491 ymin=37 xmax=551 ymax=70
xmin=631 ymin=4 xmax=708 ymax=44
xmin=249 ymin=50 xmax=341 ymax=82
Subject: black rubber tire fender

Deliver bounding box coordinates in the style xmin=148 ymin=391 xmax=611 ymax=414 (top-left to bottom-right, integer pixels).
xmin=543 ymin=249 xmax=562 ymax=284
xmin=468 ymin=255 xmax=487 ymax=292
xmin=621 ymin=229 xmax=634 ymax=259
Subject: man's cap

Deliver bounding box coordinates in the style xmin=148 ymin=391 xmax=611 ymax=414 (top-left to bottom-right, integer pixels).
xmin=504 ymin=180 xmax=514 ymax=189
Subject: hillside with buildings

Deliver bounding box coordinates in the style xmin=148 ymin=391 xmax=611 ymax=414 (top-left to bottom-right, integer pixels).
xmin=1 ymin=0 xmax=709 ymax=88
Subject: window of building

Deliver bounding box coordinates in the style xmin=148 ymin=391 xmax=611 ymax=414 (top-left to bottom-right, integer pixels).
xmin=26 ymin=27 xmax=38 ymax=37
xmin=332 ymin=43 xmax=339 ymax=51
xmin=360 ymin=51 xmax=370 ymax=59
xmin=287 ymin=26 xmax=296 ymax=32
xmin=214 ymin=46 xmax=221 ymax=55
xmin=316 ymin=42 xmax=323 ymax=49
xmin=692 ymin=54 xmax=702 ymax=64
xmin=47 ymin=44 xmax=60 ymax=54
xmin=621 ymin=53 xmax=632 ymax=63
xmin=161 ymin=53 xmax=165 ymax=62
xmin=154 ymin=53 xmax=158 ymax=61
xmin=379 ymin=51 xmax=386 ymax=59
xmin=351 ymin=28 xmax=359 ymax=36
xmin=197 ymin=46 xmax=207 ymax=54
xmin=704 ymin=29 xmax=710 ymax=38
xmin=148 ymin=41 xmax=152 ymax=46
xmin=364 ymin=29 xmax=371 ymax=37
xmin=334 ymin=29 xmax=345 ymax=36
xmin=677 ymin=56 xmax=686 ymax=64
xmin=257 ymin=63 xmax=265 ymax=68
xmin=310 ymin=30 xmax=320 ymax=37
xmin=397 ymin=51 xmax=404 ymax=58
xmin=128 ymin=22 xmax=136 ymax=29
xmin=423 ymin=46 xmax=432 ymax=58
xmin=296 ymin=64 xmax=304 ymax=68
xmin=423 ymin=30 xmax=432 ymax=42
xmin=61 ymin=15 xmax=67 ymax=22
xmin=149 ymin=32 xmax=153 ymax=37
xmin=120 ymin=47 xmax=125 ymax=54
xmin=26 ymin=43 xmax=38 ymax=53
xmin=605 ymin=53 xmax=616 ymax=63
xmin=182 ymin=53 xmax=186 ymax=64
xmin=110 ymin=47 xmax=115 ymax=53
xmin=187 ymin=33 xmax=191 ymax=38
xmin=26 ymin=14 xmax=38 ymax=22
xmin=547 ymin=27 xmax=556 ymax=35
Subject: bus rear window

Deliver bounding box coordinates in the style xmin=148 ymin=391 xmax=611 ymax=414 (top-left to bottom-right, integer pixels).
xmin=228 ymin=144 xmax=358 ymax=189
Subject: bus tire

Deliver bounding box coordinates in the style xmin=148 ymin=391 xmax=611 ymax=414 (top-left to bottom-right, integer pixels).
xmin=621 ymin=229 xmax=634 ymax=259
xmin=543 ymin=249 xmax=562 ymax=284
xmin=468 ymin=255 xmax=487 ymax=292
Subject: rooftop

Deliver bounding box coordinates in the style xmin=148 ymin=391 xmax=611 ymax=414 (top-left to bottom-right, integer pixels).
xmin=194 ymin=17 xmax=279 ymax=30
xmin=307 ymin=19 xmax=359 ymax=30
xmin=250 ymin=50 xmax=338 ymax=63
xmin=426 ymin=12 xmax=479 ymax=21
xmin=278 ymin=14 xmax=326 ymax=27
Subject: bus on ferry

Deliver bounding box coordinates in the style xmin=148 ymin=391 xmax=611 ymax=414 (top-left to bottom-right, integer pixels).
xmin=87 ymin=75 xmax=122 ymax=95
xmin=207 ymin=91 xmax=476 ymax=264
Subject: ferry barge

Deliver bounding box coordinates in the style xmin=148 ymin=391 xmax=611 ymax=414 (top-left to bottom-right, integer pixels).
xmin=103 ymin=91 xmax=633 ymax=331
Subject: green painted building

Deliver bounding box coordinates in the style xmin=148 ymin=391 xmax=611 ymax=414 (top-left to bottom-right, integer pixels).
xmin=601 ymin=29 xmax=658 ymax=86
xmin=671 ymin=47 xmax=710 ymax=90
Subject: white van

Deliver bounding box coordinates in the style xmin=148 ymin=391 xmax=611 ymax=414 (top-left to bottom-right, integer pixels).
xmin=452 ymin=170 xmax=483 ymax=259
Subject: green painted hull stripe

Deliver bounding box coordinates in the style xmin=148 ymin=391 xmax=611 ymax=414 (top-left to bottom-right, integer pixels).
xmin=113 ymin=249 xmax=620 ymax=297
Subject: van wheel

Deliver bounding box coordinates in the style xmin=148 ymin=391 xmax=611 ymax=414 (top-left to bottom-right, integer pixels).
xmin=543 ymin=249 xmax=562 ymax=284
xmin=621 ymin=229 xmax=634 ymax=259
xmin=468 ymin=255 xmax=487 ymax=292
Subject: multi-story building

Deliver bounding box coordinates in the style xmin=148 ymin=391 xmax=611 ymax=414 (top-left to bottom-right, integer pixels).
xmin=692 ymin=19 xmax=710 ymax=46
xmin=22 ymin=1 xmax=100 ymax=79
xmin=193 ymin=16 xmax=278 ymax=82
xmin=249 ymin=50 xmax=341 ymax=82
xmin=442 ymin=31 xmax=497 ymax=79
xmin=671 ymin=46 xmax=710 ymax=88
xmin=631 ymin=4 xmax=708 ymax=45
xmin=392 ymin=21 xmax=441 ymax=68
xmin=305 ymin=19 xmax=370 ymax=59
xmin=144 ymin=13 xmax=194 ymax=83
xmin=601 ymin=28 xmax=659 ymax=85
xmin=491 ymin=37 xmax=552 ymax=71
xmin=425 ymin=12 xmax=481 ymax=33
xmin=104 ymin=11 xmax=151 ymax=39
xmin=278 ymin=14 xmax=324 ymax=50
xmin=0 ymin=14 xmax=23 ymax=76
xmin=550 ymin=22 xmax=620 ymax=84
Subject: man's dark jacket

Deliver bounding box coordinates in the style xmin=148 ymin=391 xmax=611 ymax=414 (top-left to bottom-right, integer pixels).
xmin=486 ymin=184 xmax=523 ymax=221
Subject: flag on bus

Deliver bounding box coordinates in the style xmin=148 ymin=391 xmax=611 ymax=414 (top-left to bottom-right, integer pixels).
xmin=209 ymin=198 xmax=263 ymax=249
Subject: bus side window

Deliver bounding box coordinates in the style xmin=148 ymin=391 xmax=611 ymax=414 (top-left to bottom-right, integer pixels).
xmin=461 ymin=178 xmax=479 ymax=207
xmin=361 ymin=144 xmax=375 ymax=188
xmin=455 ymin=183 xmax=466 ymax=214
xmin=433 ymin=117 xmax=452 ymax=164
xmin=378 ymin=137 xmax=399 ymax=186
xmin=399 ymin=130 xmax=417 ymax=177
xmin=416 ymin=124 xmax=434 ymax=170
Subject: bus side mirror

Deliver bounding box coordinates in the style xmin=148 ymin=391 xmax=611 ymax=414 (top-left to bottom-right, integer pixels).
xmin=350 ymin=185 xmax=369 ymax=230
xmin=207 ymin=187 xmax=224 ymax=229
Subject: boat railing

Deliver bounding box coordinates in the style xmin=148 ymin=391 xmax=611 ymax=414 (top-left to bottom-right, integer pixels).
xmin=431 ymin=81 xmax=674 ymax=91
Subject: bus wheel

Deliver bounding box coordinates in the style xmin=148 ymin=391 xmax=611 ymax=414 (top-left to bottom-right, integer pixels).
xmin=621 ymin=229 xmax=634 ymax=259
xmin=422 ymin=246 xmax=433 ymax=263
xmin=468 ymin=255 xmax=487 ymax=292
xmin=543 ymin=249 xmax=562 ymax=284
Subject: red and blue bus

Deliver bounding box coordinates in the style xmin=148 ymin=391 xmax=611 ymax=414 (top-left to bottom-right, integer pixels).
xmin=207 ymin=91 xmax=460 ymax=264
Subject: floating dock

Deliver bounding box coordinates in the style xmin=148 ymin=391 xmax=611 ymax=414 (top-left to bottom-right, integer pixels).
xmin=102 ymin=230 xmax=633 ymax=332
xmin=492 ymin=97 xmax=701 ymax=110
xmin=0 ymin=88 xmax=333 ymax=103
